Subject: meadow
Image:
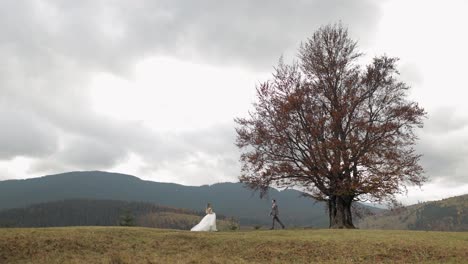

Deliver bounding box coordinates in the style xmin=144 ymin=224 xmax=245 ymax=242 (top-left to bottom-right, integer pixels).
xmin=0 ymin=227 xmax=467 ymax=263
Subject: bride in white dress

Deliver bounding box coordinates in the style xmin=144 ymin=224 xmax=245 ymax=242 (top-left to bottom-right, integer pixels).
xmin=190 ymin=203 xmax=217 ymax=232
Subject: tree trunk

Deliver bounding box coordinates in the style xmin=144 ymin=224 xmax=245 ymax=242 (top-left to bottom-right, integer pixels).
xmin=328 ymin=195 xmax=355 ymax=229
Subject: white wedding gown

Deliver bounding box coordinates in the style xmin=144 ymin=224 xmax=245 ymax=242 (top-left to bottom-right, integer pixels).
xmin=190 ymin=212 xmax=217 ymax=232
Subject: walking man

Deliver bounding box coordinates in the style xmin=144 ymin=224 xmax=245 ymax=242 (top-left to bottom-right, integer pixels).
xmin=270 ymin=199 xmax=285 ymax=229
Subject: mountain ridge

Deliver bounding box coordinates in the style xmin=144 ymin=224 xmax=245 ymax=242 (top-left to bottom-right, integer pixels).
xmin=358 ymin=194 xmax=468 ymax=231
xmin=0 ymin=171 xmax=332 ymax=226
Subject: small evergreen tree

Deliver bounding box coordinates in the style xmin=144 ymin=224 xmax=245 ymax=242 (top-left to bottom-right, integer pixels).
xmin=119 ymin=210 xmax=135 ymax=226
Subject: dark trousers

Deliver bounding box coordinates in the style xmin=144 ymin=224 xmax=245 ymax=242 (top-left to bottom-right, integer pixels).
xmin=271 ymin=215 xmax=285 ymax=229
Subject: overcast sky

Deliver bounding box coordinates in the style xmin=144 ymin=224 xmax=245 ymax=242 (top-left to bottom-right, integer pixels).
xmin=1 ymin=0 xmax=467 ymax=205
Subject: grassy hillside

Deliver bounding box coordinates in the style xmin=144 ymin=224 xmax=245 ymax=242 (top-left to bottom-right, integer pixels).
xmin=358 ymin=194 xmax=468 ymax=231
xmin=0 ymin=227 xmax=466 ymax=263
xmin=0 ymin=199 xmax=235 ymax=230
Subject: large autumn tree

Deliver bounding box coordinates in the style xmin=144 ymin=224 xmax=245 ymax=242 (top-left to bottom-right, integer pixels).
xmin=235 ymin=23 xmax=426 ymax=229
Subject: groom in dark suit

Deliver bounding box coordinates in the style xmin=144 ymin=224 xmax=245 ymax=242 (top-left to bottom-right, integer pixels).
xmin=270 ymin=199 xmax=285 ymax=229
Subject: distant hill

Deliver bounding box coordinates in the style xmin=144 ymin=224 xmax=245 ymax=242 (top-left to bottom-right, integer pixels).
xmin=0 ymin=199 xmax=234 ymax=230
xmin=0 ymin=171 xmax=334 ymax=227
xmin=358 ymin=194 xmax=468 ymax=231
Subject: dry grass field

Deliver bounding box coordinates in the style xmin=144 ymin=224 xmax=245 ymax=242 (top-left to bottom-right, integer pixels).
xmin=0 ymin=227 xmax=467 ymax=263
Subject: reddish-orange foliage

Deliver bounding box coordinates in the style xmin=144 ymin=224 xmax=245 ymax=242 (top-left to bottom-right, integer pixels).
xmin=235 ymin=23 xmax=426 ymax=228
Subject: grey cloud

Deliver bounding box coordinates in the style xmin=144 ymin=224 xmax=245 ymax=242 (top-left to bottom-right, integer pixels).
xmin=29 ymin=134 xmax=128 ymax=174
xmin=136 ymin=126 xmax=241 ymax=185
xmin=417 ymin=108 xmax=468 ymax=185
xmin=28 ymin=160 xmax=71 ymax=176
xmin=59 ymin=136 xmax=128 ymax=170
xmin=115 ymin=0 xmax=383 ymax=68
xmin=26 ymin=116 xmax=158 ymax=174
xmin=399 ymin=63 xmax=424 ymax=87
xmin=1 ymin=0 xmax=383 ymax=74
xmin=424 ymin=107 xmax=468 ymax=134
xmin=418 ymin=135 xmax=468 ymax=184
xmin=182 ymin=124 xmax=238 ymax=155
xmin=0 ymin=105 xmax=58 ymax=159
xmin=26 ymin=108 xmax=240 ymax=184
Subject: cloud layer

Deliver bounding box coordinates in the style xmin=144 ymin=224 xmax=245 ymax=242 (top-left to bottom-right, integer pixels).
xmin=0 ymin=0 xmax=383 ymax=184
xmin=417 ymin=107 xmax=468 ymax=186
